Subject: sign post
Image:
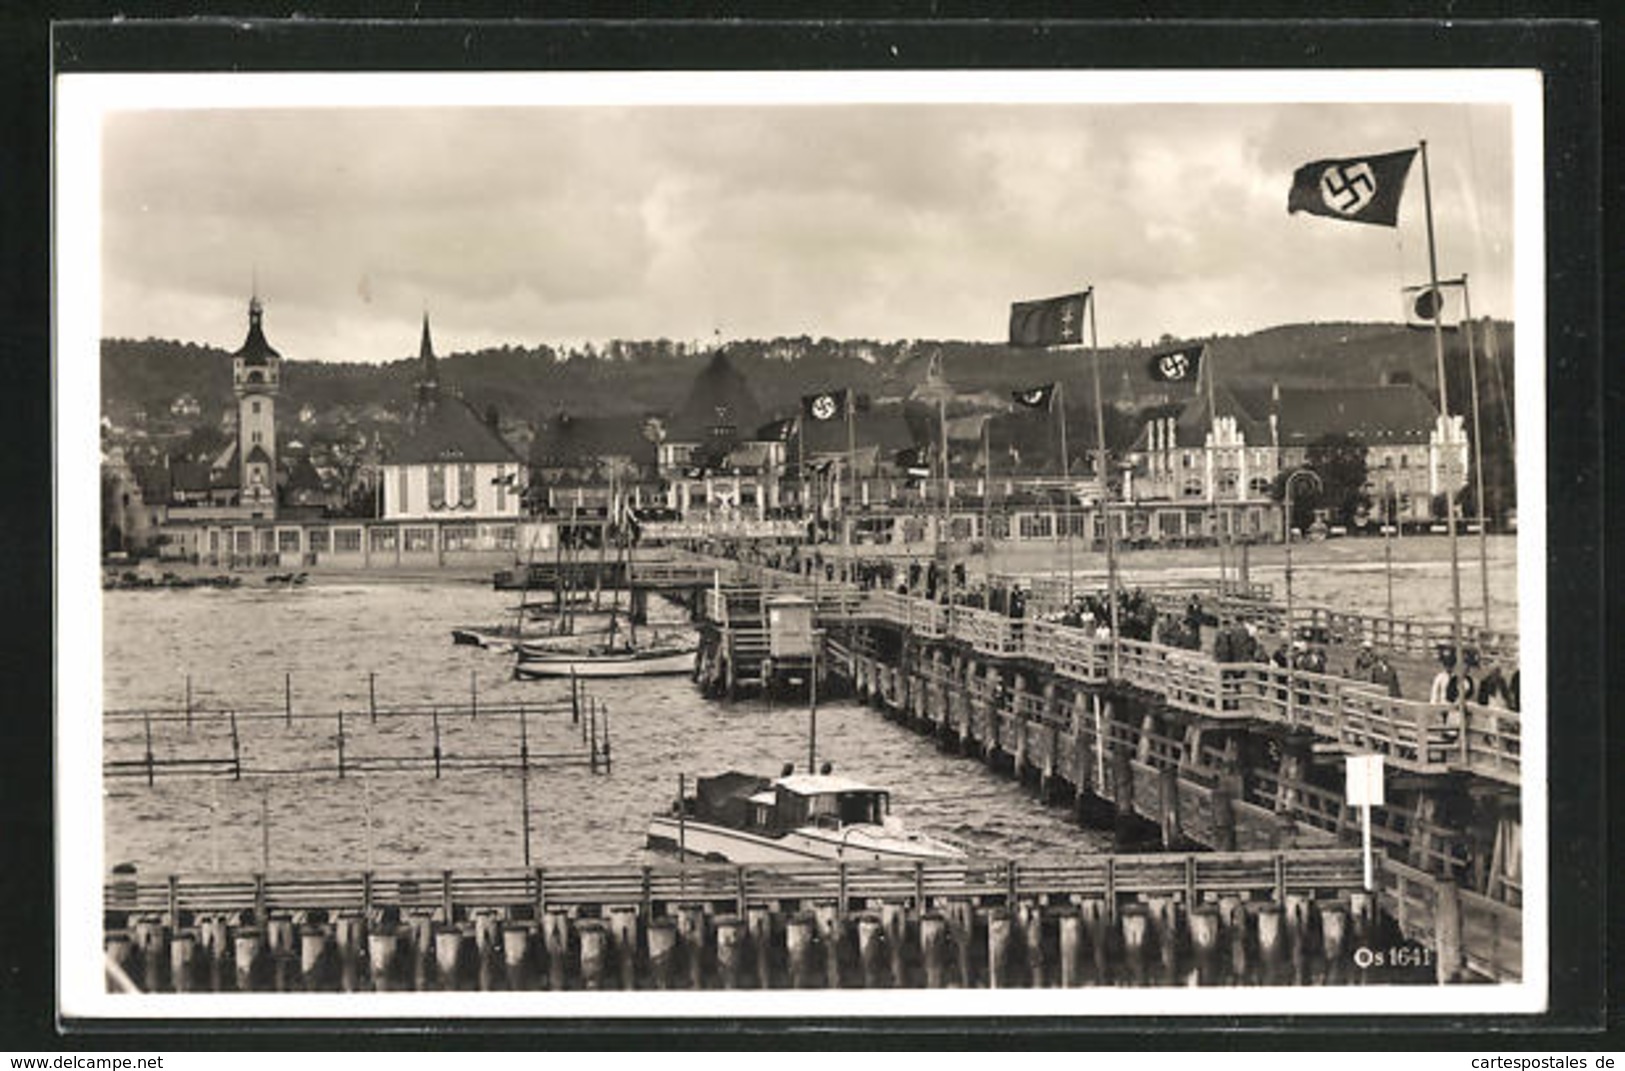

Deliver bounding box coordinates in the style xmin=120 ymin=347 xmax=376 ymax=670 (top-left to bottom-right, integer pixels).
xmin=1345 ymin=754 xmax=1385 ymax=891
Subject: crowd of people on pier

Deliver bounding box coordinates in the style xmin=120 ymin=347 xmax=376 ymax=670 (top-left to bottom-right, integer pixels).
xmin=707 ymin=539 xmax=1523 ymax=714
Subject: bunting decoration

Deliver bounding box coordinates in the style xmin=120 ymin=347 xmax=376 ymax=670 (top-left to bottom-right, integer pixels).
xmin=1288 ymin=148 xmax=1418 ymax=227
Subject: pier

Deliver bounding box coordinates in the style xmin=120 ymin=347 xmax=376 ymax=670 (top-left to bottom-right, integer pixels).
xmin=675 ymin=550 xmax=1522 ymax=983
xmin=106 ymin=849 xmax=1400 ymax=992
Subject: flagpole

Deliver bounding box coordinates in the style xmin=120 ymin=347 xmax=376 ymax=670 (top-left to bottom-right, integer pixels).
xmin=1086 ymin=287 xmax=1121 ymax=676
xmin=1055 ymin=380 xmax=1074 ymax=602
xmin=1204 ymin=339 xmax=1226 ymax=592
xmin=845 ymin=388 xmax=856 ymax=564
xmin=797 ymin=415 xmax=807 ymax=531
xmin=939 ymin=391 xmax=952 ymax=589
xmin=1459 ymin=274 xmax=1492 ymax=631
xmin=1419 ymin=139 xmax=1466 ymax=692
xmin=982 ymin=415 xmax=993 ymax=578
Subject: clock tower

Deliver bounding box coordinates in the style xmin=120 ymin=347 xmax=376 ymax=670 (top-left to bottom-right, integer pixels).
xmin=232 ymin=293 xmax=281 ymax=517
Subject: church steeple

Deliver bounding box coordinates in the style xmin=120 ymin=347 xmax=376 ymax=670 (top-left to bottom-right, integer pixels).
xmin=231 ymin=290 xmax=281 ymax=518
xmin=413 ymin=312 xmax=442 ymax=420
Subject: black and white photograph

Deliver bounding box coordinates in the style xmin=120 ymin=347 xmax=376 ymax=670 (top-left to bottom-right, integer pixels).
xmin=54 ymin=64 xmax=1551 ymax=1022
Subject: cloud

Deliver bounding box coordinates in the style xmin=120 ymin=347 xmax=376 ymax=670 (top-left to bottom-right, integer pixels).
xmin=99 ymin=99 xmax=1515 ymax=363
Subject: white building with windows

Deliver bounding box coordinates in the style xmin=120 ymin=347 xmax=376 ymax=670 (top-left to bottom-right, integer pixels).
xmin=379 ymin=315 xmax=526 ymax=524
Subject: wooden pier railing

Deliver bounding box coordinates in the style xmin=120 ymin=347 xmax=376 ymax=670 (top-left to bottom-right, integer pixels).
xmin=823 ymin=591 xmax=1520 ymax=786
xmin=106 ymin=850 xmax=1366 ymax=921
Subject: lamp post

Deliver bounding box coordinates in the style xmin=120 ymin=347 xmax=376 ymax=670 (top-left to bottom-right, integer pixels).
xmin=1282 ymin=468 xmax=1322 ymax=726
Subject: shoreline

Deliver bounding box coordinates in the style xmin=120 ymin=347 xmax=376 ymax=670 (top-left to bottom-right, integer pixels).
xmin=102 ymin=533 xmax=1516 ymax=589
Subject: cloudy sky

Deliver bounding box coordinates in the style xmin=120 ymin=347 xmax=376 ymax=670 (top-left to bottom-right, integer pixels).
xmin=91 ymin=75 xmax=1523 ymax=365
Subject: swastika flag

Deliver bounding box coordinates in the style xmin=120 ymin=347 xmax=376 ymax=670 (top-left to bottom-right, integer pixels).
xmin=1010 ymin=383 xmax=1057 ymax=409
xmin=1008 ymin=291 xmax=1090 ymax=348
xmin=1288 ymin=148 xmax=1418 ymax=227
xmin=801 ymin=390 xmax=849 ymax=423
xmin=1147 ymin=343 xmax=1204 ymax=383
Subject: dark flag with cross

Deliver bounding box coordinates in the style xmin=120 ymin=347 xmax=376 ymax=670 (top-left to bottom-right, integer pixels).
xmin=1147 ymin=343 xmax=1205 ymax=383
xmin=1010 ymin=382 xmax=1057 ymax=410
xmin=1288 ymin=148 xmax=1418 ymax=227
xmin=1008 ymin=291 xmax=1089 ymax=348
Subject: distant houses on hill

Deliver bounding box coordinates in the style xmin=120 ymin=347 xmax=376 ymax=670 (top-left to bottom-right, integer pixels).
xmin=100 ymin=305 xmax=1496 ymax=560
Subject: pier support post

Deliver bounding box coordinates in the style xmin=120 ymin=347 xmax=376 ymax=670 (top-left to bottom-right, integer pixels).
xmin=944 ymin=899 xmax=974 ymax=987
xmin=168 ymin=931 xmax=198 ymax=994
xmin=1211 ymin=771 xmax=1241 ymax=852
xmin=1079 ymin=897 xmax=1109 ymax=984
xmin=576 ymin=920 xmax=607 ymax=991
xmin=676 ymin=904 xmax=708 ymax=989
xmin=1158 ymin=766 xmax=1182 ymax=849
xmin=646 ymin=918 xmax=678 ymax=990
xmin=366 ymin=929 xmax=399 ymax=992
xmin=1056 ymin=907 xmax=1082 ymax=988
xmin=880 ymin=901 xmax=907 ymax=987
xmin=1223 ymin=900 xmax=1250 ymax=985
xmin=814 ymin=903 xmax=843 ymax=988
xmin=1256 ymin=904 xmax=1286 ymax=983
xmin=501 ymin=923 xmax=534 ymax=991
xmin=541 ymin=907 xmax=572 ymax=990
xmin=607 ymin=905 xmax=640 ymax=991
xmin=746 ymin=905 xmax=774 ymax=989
xmin=919 ymin=912 xmax=949 ymax=988
xmin=1319 ymin=902 xmax=1348 ymax=984
xmin=1018 ymin=901 xmax=1046 ymax=988
xmin=1120 ymin=906 xmax=1149 ymax=985
xmin=1147 ymin=896 xmax=1179 ymax=980
xmin=856 ymin=914 xmax=886 ymax=988
xmin=713 ymin=915 xmax=743 ymax=989
xmin=299 ymin=925 xmax=329 ymax=992
xmin=1189 ymin=905 xmax=1222 ymax=985
xmin=1433 ymin=879 xmax=1464 ymax=984
xmin=986 ymin=907 xmax=1012 ymax=989
xmin=785 ymin=914 xmax=815 ymax=989
xmin=435 ymin=926 xmax=474 ymax=991
xmin=334 ymin=914 xmax=365 ymax=993
xmin=234 ymin=928 xmax=267 ymax=993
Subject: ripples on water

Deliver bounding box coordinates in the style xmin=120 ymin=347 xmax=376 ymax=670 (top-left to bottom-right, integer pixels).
xmin=103 ymin=581 xmax=1110 ymax=875
xmin=102 ymin=543 xmax=1521 ymax=877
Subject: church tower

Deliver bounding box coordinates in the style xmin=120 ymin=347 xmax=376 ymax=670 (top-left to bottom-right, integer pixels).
xmin=232 ymin=293 xmax=281 ymax=517
xmin=412 ymin=312 xmax=441 ymax=424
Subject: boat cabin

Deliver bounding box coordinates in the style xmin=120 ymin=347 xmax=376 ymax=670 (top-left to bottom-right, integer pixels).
xmin=757 ymin=774 xmax=890 ymax=833
xmin=688 ymin=771 xmax=892 ymax=836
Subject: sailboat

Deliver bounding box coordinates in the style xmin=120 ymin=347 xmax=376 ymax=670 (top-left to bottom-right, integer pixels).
xmin=514 ymin=477 xmax=698 ymax=680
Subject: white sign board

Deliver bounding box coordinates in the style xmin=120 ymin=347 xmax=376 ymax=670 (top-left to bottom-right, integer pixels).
xmin=1345 ymin=754 xmax=1386 ymax=807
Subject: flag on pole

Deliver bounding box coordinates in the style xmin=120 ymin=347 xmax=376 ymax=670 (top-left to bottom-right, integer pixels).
xmin=801 ymin=389 xmax=849 ymax=423
xmin=1010 ymin=383 xmax=1057 ymax=409
xmin=893 ymin=447 xmax=932 ymax=480
xmin=1147 ymin=343 xmax=1205 ymax=383
xmin=1008 ymin=291 xmax=1089 ymax=348
xmin=1288 ymin=148 xmax=1418 ymax=227
xmin=1403 ymin=284 xmax=1461 ymax=331
xmin=756 ymin=416 xmax=799 ymax=441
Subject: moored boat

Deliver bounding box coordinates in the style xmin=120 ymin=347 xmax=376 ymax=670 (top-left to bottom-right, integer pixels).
xmin=513 ymin=635 xmax=698 ymax=679
xmin=646 ymin=767 xmax=968 ymax=863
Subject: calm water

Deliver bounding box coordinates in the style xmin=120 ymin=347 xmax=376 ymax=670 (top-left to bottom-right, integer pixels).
xmin=102 ymin=540 xmax=1522 ymax=877
xmin=103 ymin=580 xmax=1111 ymax=875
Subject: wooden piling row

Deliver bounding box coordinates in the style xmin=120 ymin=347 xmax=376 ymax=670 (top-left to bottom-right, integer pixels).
xmin=108 ymin=888 xmax=1382 ymax=993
